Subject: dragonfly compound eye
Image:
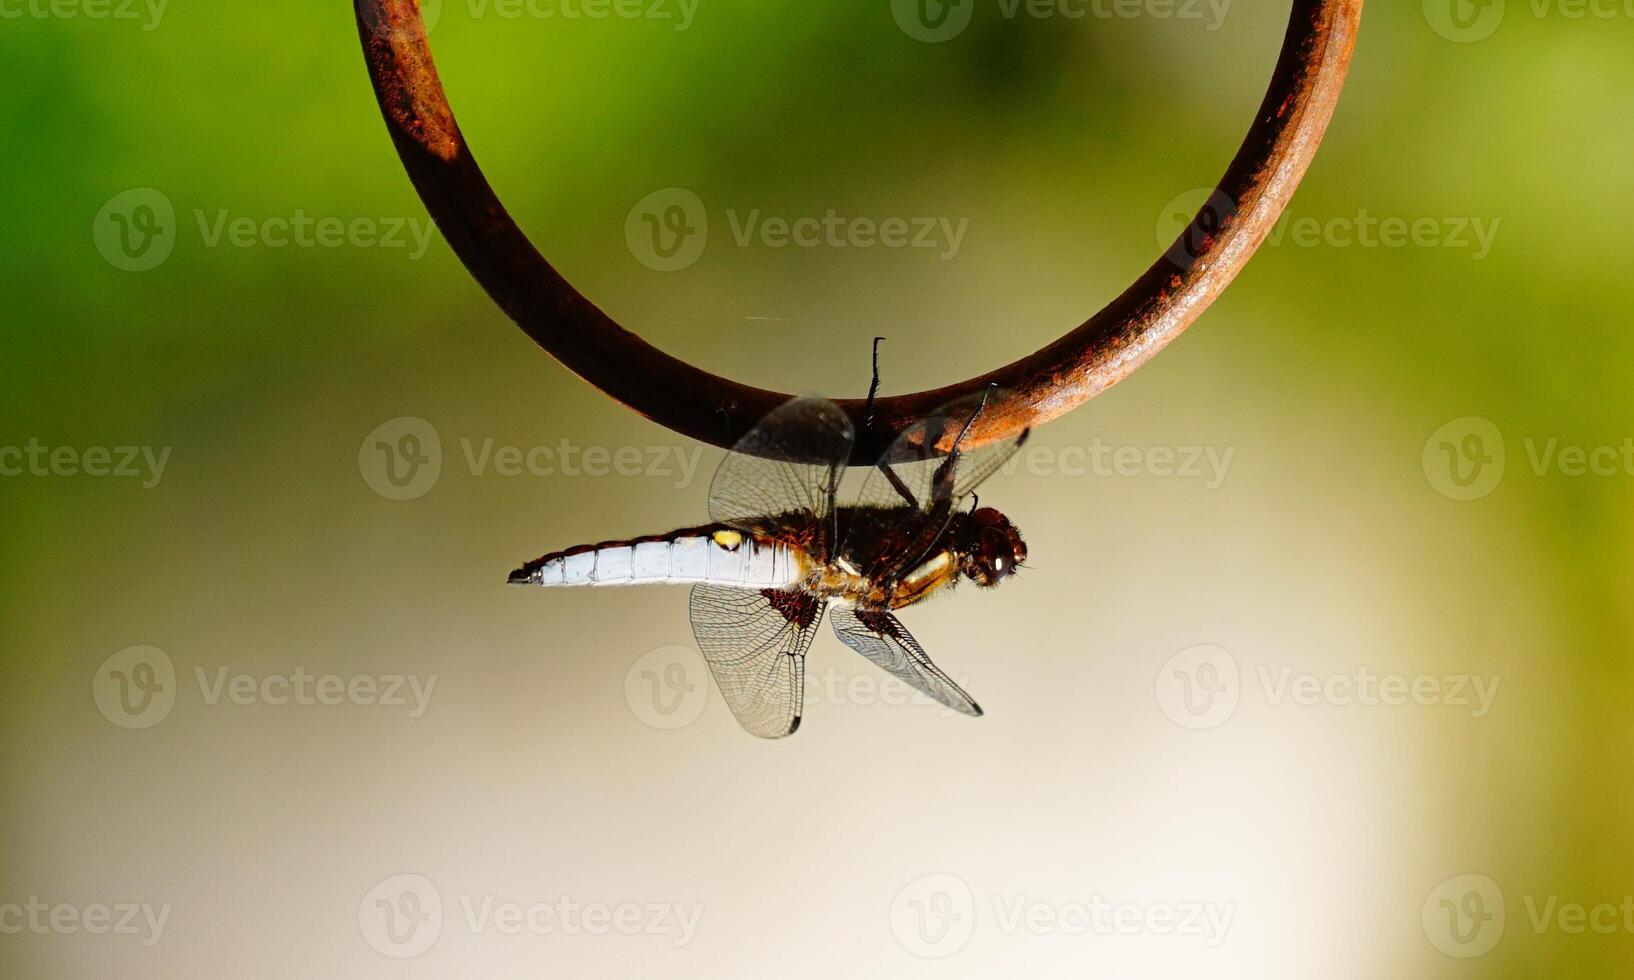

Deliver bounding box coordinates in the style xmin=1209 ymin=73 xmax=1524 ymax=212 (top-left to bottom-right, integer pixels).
xmin=961 ymin=509 xmax=1025 ymax=587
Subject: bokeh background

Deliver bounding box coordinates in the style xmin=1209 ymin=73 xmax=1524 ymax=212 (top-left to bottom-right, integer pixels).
xmin=4 ymin=0 xmax=1632 ymax=976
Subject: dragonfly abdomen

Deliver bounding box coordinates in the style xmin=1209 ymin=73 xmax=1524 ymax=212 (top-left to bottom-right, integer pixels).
xmin=509 ymin=525 xmax=805 ymax=590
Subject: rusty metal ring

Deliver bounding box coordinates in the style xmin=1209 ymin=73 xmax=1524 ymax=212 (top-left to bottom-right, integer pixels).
xmin=356 ymin=0 xmax=1363 ymax=462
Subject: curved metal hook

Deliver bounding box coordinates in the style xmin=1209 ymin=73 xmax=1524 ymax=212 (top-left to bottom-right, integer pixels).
xmin=356 ymin=0 xmax=1363 ymax=461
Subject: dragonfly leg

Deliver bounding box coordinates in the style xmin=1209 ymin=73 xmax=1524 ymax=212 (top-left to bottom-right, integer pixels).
xmin=877 ymin=460 xmax=919 ymax=509
xmin=862 ymin=336 xmax=886 ymax=429
xmin=929 ymin=383 xmax=996 ymax=504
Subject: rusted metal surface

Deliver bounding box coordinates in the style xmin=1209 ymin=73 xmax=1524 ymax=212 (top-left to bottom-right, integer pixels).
xmin=355 ymin=0 xmax=1363 ymax=462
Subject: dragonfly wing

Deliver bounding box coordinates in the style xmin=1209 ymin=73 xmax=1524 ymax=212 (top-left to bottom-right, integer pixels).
xmin=689 ymin=585 xmax=824 ymax=738
xmin=830 ymin=605 xmax=982 ymax=718
xmin=709 ymin=398 xmax=853 ymax=562
xmin=843 ymin=389 xmax=1029 ymax=578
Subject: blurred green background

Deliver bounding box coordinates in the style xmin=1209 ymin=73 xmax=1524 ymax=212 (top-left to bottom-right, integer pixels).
xmin=4 ymin=1 xmax=1632 ymax=976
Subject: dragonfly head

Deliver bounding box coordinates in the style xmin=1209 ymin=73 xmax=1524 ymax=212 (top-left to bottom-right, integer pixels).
xmin=958 ymin=507 xmax=1027 ymax=588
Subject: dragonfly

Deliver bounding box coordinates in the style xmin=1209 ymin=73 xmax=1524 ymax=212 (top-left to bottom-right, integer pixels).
xmin=508 ymin=372 xmax=1030 ymax=738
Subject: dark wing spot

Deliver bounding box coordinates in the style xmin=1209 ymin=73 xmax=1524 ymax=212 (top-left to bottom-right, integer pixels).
xmin=761 ymin=589 xmax=820 ymax=630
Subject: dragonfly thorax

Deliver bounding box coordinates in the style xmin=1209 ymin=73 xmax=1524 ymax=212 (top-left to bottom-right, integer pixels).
xmin=811 ymin=506 xmax=1025 ymax=609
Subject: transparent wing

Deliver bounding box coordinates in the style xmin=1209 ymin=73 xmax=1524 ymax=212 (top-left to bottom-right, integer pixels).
xmin=689 ymin=585 xmax=824 ymax=738
xmin=709 ymin=398 xmax=854 ymax=562
xmin=842 ymin=389 xmax=1029 ymax=578
xmin=830 ymin=605 xmax=982 ymax=718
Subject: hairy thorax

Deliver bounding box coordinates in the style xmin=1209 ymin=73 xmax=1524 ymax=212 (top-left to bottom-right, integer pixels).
xmin=799 ymin=547 xmax=959 ymax=611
